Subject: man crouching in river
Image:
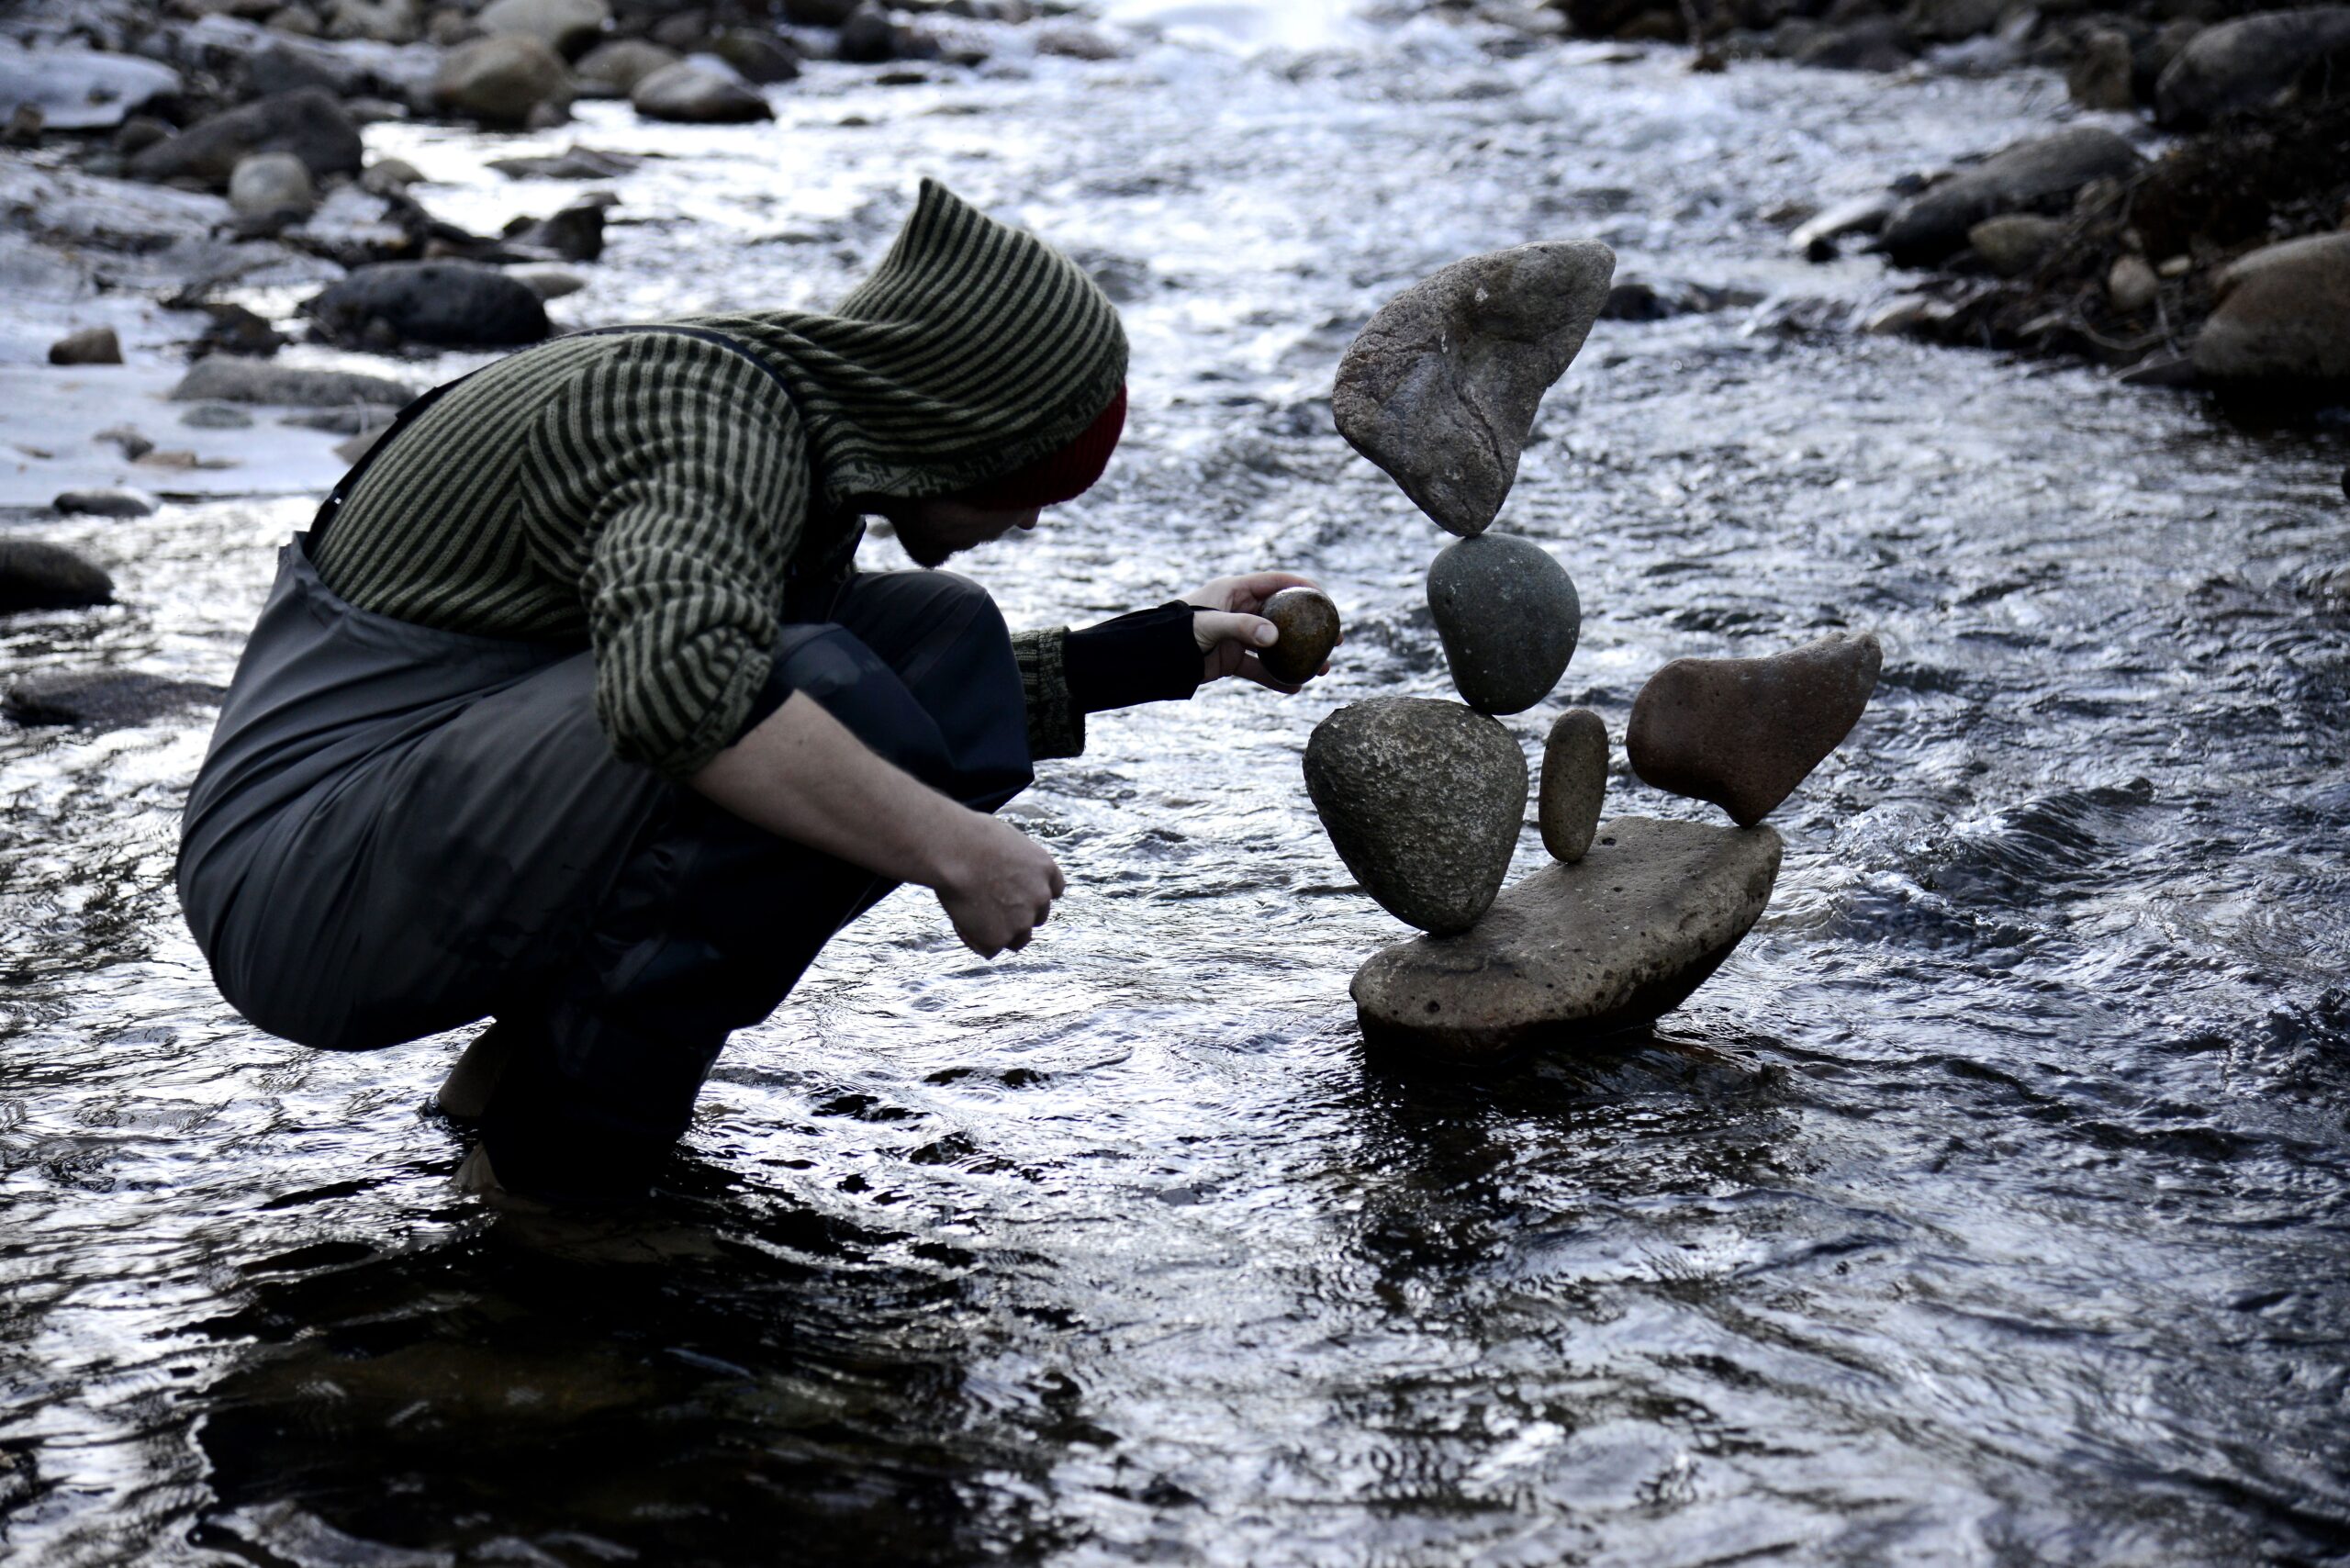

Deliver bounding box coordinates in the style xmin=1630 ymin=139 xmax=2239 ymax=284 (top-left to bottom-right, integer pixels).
xmin=176 ymin=180 xmax=1322 ymax=1207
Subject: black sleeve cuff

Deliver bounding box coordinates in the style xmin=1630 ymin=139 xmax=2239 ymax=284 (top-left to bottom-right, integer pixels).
xmin=1065 ymin=599 xmax=1203 ymax=714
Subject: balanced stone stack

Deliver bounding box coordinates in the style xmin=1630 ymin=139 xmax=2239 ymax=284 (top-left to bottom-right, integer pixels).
xmin=1306 ymin=241 xmax=1884 ymax=1061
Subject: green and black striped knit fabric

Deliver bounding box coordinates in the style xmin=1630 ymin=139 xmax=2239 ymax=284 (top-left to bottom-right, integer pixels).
xmin=312 ymin=178 xmax=1129 ymax=778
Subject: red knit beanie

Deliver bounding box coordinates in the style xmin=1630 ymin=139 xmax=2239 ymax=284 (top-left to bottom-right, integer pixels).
xmin=957 ymin=385 xmax=1126 ymax=510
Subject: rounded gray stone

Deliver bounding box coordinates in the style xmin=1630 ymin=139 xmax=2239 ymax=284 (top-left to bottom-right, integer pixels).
xmin=54 ymin=488 xmax=157 ymax=519
xmin=631 ymin=62 xmax=772 ymax=123
xmin=1332 ymin=241 xmax=1615 ymax=537
xmin=1352 ymin=816 xmax=1784 ymax=1062
xmin=1304 ymin=697 xmax=1528 ymax=935
xmin=1539 ymin=707 xmax=1608 ymax=863
xmin=0 ymin=541 xmax=114 ymax=612
xmin=1426 ymin=532 xmax=1580 ymax=715
xmin=1259 ymin=586 xmax=1339 ymax=686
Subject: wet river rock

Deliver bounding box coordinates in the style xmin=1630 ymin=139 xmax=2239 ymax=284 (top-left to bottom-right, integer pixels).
xmin=478 ymin=0 xmax=612 ymax=58
xmin=2190 ymin=232 xmax=2350 ymax=391
xmin=1351 ymin=816 xmax=1784 ymax=1062
xmin=576 ymin=39 xmax=678 ymax=93
xmin=1427 ymin=532 xmax=1580 ymax=714
xmin=1539 ymin=707 xmax=1608 ymax=863
xmin=1877 ymin=128 xmax=2143 ymax=269
xmin=632 ymin=62 xmax=774 ymax=123
xmin=1259 ymin=586 xmax=1339 ymax=686
xmin=1628 ymin=631 xmax=1883 ymax=827
xmin=48 ymin=326 xmax=122 ymax=366
xmin=2155 ymin=7 xmax=2350 ymax=129
xmin=306 ymin=261 xmax=550 ymax=349
xmin=129 ymin=89 xmax=362 ymax=189
xmin=0 ymin=541 xmax=113 ymax=614
xmin=53 ymin=488 xmax=157 ymax=519
xmin=433 ymin=35 xmax=576 ymax=128
xmin=1304 ymin=698 xmax=1528 ymax=935
xmin=1333 ymin=241 xmax=1615 ymax=537
xmin=170 ymin=358 xmax=415 ymax=408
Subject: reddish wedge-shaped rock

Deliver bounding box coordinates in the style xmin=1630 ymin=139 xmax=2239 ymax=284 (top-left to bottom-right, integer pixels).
xmin=1627 ymin=632 xmax=1882 ymax=827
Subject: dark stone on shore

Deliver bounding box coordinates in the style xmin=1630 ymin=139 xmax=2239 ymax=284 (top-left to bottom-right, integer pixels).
xmin=714 ymin=29 xmax=802 ymax=84
xmin=1332 ymin=241 xmax=1615 ymax=537
xmin=246 ymin=39 xmax=341 ymax=100
xmin=306 ymin=261 xmax=550 ymax=349
xmin=2067 ymin=28 xmax=2135 ymax=111
xmin=838 ymin=6 xmax=902 ymax=63
xmin=0 ymin=543 xmax=114 ymax=614
xmin=631 ymin=62 xmax=772 ymax=122
xmin=2190 ymin=232 xmax=2350 ymax=390
xmin=1628 ymin=631 xmax=1883 ymax=827
xmin=512 ymin=200 xmax=606 ymax=262
xmin=2155 ymin=7 xmax=2350 ymax=130
xmin=194 ymin=304 xmax=292 ymax=359
xmin=1539 ymin=708 xmax=1608 ymax=863
xmin=1258 ymin=587 xmax=1339 ymax=686
xmin=433 ymin=35 xmax=576 ymax=128
xmin=172 ymin=358 xmax=415 ymax=407
xmin=5 ymin=671 xmax=228 ymax=730
xmin=129 ymin=89 xmax=362 ymax=190
xmin=1796 ymin=16 xmax=1914 ymax=72
xmin=1304 ymin=697 xmax=1528 ymax=935
xmin=1427 ymin=532 xmax=1581 ymax=715
xmin=1350 ymin=817 xmax=1784 ymax=1062
xmin=49 ymin=327 xmax=123 ymax=366
xmin=180 ymin=403 xmax=255 ymax=430
xmin=54 ymin=488 xmax=157 ymax=519
xmin=1878 ymin=128 xmax=2143 ymax=269
xmin=1967 ymin=214 xmax=2065 ymax=277
xmin=575 ymin=39 xmax=678 ymax=94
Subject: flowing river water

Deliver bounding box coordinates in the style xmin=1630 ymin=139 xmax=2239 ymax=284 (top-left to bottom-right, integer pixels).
xmin=4 ymin=7 xmax=2348 ymax=1563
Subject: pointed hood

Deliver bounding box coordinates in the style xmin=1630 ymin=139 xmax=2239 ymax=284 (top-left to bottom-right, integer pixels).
xmin=682 ymin=179 xmax=1130 ymax=514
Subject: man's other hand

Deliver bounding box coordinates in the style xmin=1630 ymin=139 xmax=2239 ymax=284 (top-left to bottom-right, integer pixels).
xmin=1184 ymin=570 xmax=1336 ymax=692
xmin=934 ymin=812 xmax=1066 ymax=958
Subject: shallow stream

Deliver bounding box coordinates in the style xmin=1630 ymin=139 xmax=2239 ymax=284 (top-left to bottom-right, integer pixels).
xmin=4 ymin=8 xmax=2348 ymax=1563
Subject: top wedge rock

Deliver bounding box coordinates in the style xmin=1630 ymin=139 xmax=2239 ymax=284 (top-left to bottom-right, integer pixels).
xmin=1333 ymin=241 xmax=1615 ymax=536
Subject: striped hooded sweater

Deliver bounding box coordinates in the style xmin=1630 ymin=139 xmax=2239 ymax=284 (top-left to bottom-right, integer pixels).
xmin=312 ymin=179 xmax=1129 ymax=778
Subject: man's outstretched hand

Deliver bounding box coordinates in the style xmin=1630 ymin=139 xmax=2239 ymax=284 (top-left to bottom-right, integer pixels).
xmin=1184 ymin=570 xmax=1337 ymax=692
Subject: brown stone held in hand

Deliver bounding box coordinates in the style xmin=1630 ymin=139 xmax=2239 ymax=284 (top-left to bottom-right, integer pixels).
xmin=1259 ymin=587 xmax=1339 ymax=686
xmin=1627 ymin=632 xmax=1883 ymax=827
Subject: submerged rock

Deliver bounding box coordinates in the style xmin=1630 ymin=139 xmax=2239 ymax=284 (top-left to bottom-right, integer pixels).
xmin=2190 ymin=231 xmax=2350 ymax=390
xmin=1304 ymin=698 xmax=1528 ymax=935
xmin=307 ymin=261 xmax=550 ymax=348
xmin=53 ymin=488 xmax=157 ymax=519
xmin=48 ymin=327 xmax=123 ymax=366
xmin=1351 ymin=816 xmax=1783 ymax=1061
xmin=0 ymin=542 xmax=114 ymax=614
xmin=1258 ymin=586 xmax=1339 ymax=686
xmin=171 ymin=358 xmax=415 ymax=408
xmin=1539 ymin=708 xmax=1608 ymax=863
xmin=1332 ymin=241 xmax=1615 ymax=537
xmin=1426 ymin=532 xmax=1581 ymax=714
xmin=631 ymin=62 xmax=772 ymax=122
xmin=1878 ymin=129 xmax=2143 ymax=268
xmin=1628 ymin=631 xmax=1883 ymax=827
xmin=5 ymin=671 xmax=227 ymax=730
xmin=2155 ymin=8 xmax=2350 ymax=129
xmin=129 ymin=89 xmax=362 ymax=189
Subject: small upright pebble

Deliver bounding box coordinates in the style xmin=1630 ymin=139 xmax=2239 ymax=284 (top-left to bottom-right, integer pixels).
xmin=1258 ymin=587 xmax=1339 ymax=686
xmin=1539 ymin=708 xmax=1608 ymax=863
xmin=48 ymin=327 xmax=123 ymax=366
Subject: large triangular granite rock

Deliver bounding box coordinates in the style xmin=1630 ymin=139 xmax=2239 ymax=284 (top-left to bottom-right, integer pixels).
xmin=1351 ymin=816 xmax=1782 ymax=1061
xmin=1332 ymin=241 xmax=1615 ymax=537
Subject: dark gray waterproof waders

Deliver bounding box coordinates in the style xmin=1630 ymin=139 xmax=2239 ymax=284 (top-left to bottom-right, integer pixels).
xmin=179 ymin=413 xmax=1032 ymax=1204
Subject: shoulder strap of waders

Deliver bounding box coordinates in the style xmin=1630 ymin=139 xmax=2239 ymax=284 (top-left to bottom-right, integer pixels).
xmin=308 ymin=324 xmax=800 ymax=546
